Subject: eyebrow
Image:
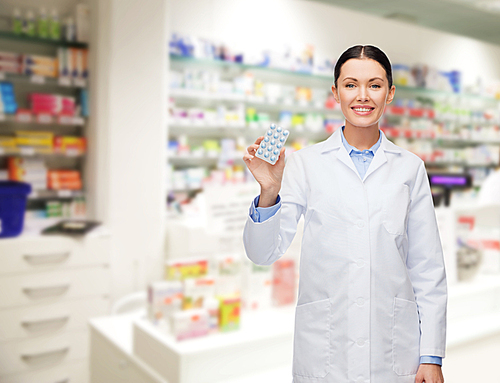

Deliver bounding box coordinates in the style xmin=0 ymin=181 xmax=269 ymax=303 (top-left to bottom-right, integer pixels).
xmin=343 ymin=77 xmax=384 ymax=82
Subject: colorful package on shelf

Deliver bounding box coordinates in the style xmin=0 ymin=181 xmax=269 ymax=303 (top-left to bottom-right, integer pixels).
xmin=203 ymin=296 xmax=220 ymax=333
xmin=272 ymin=258 xmax=296 ymax=306
xmin=214 ymin=254 xmax=242 ymax=297
xmin=169 ymin=308 xmax=210 ymax=341
xmin=47 ymin=170 xmax=82 ymax=190
xmin=57 ymin=48 xmax=89 ymax=80
xmin=0 ymin=136 xmax=17 ymax=153
xmin=22 ymin=55 xmax=58 ymax=77
xmin=0 ymin=52 xmax=22 ymax=74
xmin=165 ymin=257 xmax=209 ymax=280
xmin=182 ymin=276 xmax=216 ymax=310
xmin=15 ymin=131 xmax=54 ymax=153
xmin=217 ymin=294 xmax=240 ymax=332
xmin=0 ymin=82 xmax=18 ymax=114
xmin=29 ymin=93 xmax=76 ymax=116
xmin=7 ymin=157 xmax=47 ymax=190
xmin=53 ymin=136 xmax=86 ymax=154
xmin=148 ymin=280 xmax=184 ymax=324
xmin=241 ymin=261 xmax=273 ymax=310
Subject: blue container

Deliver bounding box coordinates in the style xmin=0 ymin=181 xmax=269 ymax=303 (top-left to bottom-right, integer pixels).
xmin=0 ymin=181 xmax=32 ymax=238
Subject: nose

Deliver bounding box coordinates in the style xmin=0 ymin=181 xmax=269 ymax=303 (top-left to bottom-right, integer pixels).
xmin=357 ymin=86 xmax=369 ymax=102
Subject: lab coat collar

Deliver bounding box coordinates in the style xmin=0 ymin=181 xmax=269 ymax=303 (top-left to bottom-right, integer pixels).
xmin=320 ymin=126 xmax=402 ymax=182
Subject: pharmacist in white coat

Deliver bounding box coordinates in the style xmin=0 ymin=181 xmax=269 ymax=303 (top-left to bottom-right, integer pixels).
xmin=242 ymin=45 xmax=447 ymax=383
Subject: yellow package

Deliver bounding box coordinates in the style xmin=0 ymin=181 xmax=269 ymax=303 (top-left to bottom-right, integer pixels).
xmin=15 ymin=131 xmax=54 ymax=147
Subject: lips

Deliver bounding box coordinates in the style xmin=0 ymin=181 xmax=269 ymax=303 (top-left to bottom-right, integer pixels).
xmin=351 ymin=106 xmax=375 ymax=116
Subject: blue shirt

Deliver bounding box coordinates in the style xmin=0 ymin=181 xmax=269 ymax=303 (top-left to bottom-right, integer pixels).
xmin=248 ymin=126 xmax=442 ymax=366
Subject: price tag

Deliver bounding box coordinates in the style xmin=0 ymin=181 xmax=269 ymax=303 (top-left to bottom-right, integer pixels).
xmin=20 ymin=147 xmax=36 ymax=156
xmin=73 ymin=78 xmax=87 ymax=87
xmin=16 ymin=113 xmax=32 ymax=123
xmin=72 ymin=117 xmax=85 ymax=125
xmin=65 ymin=149 xmax=80 ymax=157
xmin=58 ymin=116 xmax=73 ymax=125
xmin=58 ymin=190 xmax=72 ymax=198
xmin=30 ymin=75 xmax=45 ymax=84
xmin=29 ymin=191 xmax=38 ymax=199
xmin=0 ymin=148 xmax=4 ymax=155
xmin=58 ymin=77 xmax=72 ymax=87
xmin=0 ymin=113 xmax=5 ymax=122
xmin=36 ymin=114 xmax=53 ymax=124
xmin=0 ymin=72 xmax=5 ymax=80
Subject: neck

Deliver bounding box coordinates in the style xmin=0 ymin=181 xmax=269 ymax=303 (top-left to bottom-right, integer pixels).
xmin=343 ymin=121 xmax=380 ymax=150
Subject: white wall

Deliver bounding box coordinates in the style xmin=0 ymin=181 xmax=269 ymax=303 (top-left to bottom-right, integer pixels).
xmin=170 ymin=0 xmax=500 ymax=87
xmin=90 ymin=0 xmax=168 ymax=301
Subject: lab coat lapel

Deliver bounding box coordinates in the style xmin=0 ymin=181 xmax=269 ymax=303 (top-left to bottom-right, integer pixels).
xmin=363 ymin=129 xmax=402 ymax=182
xmin=321 ymin=127 xmax=359 ymax=179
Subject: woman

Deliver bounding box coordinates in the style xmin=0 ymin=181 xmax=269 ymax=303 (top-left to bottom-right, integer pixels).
xmin=242 ymin=45 xmax=447 ymax=383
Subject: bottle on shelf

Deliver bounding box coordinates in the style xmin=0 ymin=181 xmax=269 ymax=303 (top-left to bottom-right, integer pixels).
xmin=49 ymin=9 xmax=61 ymax=40
xmin=12 ymin=8 xmax=23 ymax=35
xmin=37 ymin=7 xmax=49 ymax=39
xmin=24 ymin=10 xmax=36 ymax=37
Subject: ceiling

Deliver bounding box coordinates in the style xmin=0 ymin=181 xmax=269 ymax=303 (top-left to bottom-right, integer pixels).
xmin=308 ymin=0 xmax=500 ymax=46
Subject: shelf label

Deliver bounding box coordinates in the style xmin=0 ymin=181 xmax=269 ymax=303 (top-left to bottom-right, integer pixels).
xmin=0 ymin=113 xmax=5 ymax=122
xmin=36 ymin=113 xmax=53 ymax=124
xmin=73 ymin=78 xmax=87 ymax=88
xmin=0 ymin=72 xmax=5 ymax=80
xmin=0 ymin=148 xmax=4 ymax=155
xmin=20 ymin=147 xmax=36 ymax=156
xmin=16 ymin=112 xmax=32 ymax=123
xmin=65 ymin=149 xmax=80 ymax=157
xmin=58 ymin=77 xmax=72 ymax=87
xmin=30 ymin=75 xmax=46 ymax=84
xmin=58 ymin=116 xmax=73 ymax=125
xmin=72 ymin=117 xmax=85 ymax=125
xmin=57 ymin=190 xmax=72 ymax=197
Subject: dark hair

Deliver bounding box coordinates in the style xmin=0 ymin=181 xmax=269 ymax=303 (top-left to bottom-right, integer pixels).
xmin=333 ymin=45 xmax=393 ymax=89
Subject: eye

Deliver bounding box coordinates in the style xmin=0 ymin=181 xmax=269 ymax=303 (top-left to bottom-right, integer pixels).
xmin=346 ymin=84 xmax=354 ymax=88
xmin=371 ymin=84 xmax=381 ymax=89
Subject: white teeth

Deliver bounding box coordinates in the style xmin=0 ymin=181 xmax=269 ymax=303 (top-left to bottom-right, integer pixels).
xmin=353 ymin=108 xmax=372 ymax=112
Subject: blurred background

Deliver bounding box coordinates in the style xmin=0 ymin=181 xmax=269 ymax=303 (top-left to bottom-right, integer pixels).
xmin=0 ymin=0 xmax=499 ymax=382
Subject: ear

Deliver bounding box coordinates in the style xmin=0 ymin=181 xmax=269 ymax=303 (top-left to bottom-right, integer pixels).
xmin=331 ymin=85 xmax=340 ymax=104
xmin=386 ymin=85 xmax=396 ymax=104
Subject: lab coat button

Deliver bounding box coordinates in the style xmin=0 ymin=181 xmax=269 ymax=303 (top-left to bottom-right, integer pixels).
xmin=356 ymin=297 xmax=364 ymax=306
xmin=356 ymin=259 xmax=365 ymax=268
xmin=356 ymin=338 xmax=365 ymax=346
xmin=357 ymin=221 xmax=364 ymax=228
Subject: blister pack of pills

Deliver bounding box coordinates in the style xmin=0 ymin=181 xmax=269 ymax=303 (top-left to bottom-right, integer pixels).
xmin=255 ymin=123 xmax=290 ymax=165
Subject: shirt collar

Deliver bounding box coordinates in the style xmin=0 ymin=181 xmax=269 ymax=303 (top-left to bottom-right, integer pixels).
xmin=341 ymin=125 xmax=381 ymax=155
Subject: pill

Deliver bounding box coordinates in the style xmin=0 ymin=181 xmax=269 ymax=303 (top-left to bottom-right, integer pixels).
xmin=253 ymin=123 xmax=290 ymax=165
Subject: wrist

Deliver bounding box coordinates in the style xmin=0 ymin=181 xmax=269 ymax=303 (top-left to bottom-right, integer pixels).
xmin=259 ymin=188 xmax=280 ymax=207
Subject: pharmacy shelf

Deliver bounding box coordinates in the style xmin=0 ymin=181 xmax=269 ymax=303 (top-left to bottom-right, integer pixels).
xmin=0 ymin=30 xmax=88 ymax=48
xmin=424 ymin=160 xmax=498 ymax=167
xmin=28 ymin=189 xmax=85 ymax=200
xmin=0 ymin=72 xmax=87 ymax=88
xmin=0 ymin=113 xmax=86 ymax=126
xmin=382 ymin=128 xmax=500 ymax=144
xmin=169 ymin=154 xmax=245 ymax=166
xmin=170 ymin=88 xmax=343 ymax=114
xmin=0 ymin=149 xmax=85 ymax=157
xmin=170 ymin=54 xmax=500 ymax=103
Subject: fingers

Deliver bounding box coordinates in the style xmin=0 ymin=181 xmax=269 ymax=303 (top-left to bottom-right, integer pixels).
xmin=246 ymin=136 xmax=264 ymax=155
xmin=243 ymin=153 xmax=254 ymax=163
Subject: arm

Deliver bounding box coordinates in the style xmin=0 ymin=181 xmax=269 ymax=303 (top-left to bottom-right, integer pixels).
xmin=250 ymin=194 xmax=281 ymax=222
xmin=243 ymin=152 xmax=306 ymax=266
xmin=406 ymin=161 xmax=448 ymax=358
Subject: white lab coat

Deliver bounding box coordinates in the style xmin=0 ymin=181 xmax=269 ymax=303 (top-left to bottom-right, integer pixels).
xmin=243 ymin=127 xmax=447 ymax=383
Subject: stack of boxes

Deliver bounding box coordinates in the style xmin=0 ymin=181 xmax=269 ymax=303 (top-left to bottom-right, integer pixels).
xmin=29 ymin=93 xmax=76 ymax=116
xmin=0 ymin=82 xmax=17 ymax=114
xmin=7 ymin=157 xmax=47 ymax=190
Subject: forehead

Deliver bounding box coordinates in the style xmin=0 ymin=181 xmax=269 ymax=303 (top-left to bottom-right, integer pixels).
xmin=339 ymin=59 xmax=386 ymax=81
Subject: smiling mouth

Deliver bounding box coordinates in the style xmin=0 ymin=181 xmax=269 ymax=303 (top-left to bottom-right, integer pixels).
xmin=351 ymin=107 xmax=375 ymax=112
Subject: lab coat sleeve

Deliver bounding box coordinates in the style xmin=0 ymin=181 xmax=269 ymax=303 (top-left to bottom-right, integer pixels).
xmin=243 ymin=151 xmax=306 ymax=266
xmin=406 ymin=161 xmax=448 ymax=358
xmin=250 ymin=194 xmax=282 ymax=222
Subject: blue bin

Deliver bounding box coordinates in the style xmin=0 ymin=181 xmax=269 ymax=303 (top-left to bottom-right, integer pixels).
xmin=0 ymin=181 xmax=32 ymax=238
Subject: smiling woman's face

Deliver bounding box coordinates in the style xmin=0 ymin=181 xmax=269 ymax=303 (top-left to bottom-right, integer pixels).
xmin=331 ymin=58 xmax=395 ymax=129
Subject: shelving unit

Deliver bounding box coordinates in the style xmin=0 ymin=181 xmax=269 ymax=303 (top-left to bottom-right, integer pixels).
xmin=167 ymin=54 xmax=500 ymax=206
xmin=0 ymin=31 xmax=88 ymax=207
